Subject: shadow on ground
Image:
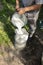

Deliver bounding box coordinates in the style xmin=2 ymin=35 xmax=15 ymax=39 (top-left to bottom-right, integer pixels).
xmin=19 ymin=27 xmax=43 ymax=65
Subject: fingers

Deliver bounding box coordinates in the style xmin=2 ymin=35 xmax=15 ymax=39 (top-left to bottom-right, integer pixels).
xmin=18 ymin=8 xmax=25 ymax=15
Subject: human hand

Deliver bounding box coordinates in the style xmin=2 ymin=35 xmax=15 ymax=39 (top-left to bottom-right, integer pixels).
xmin=18 ymin=8 xmax=26 ymax=15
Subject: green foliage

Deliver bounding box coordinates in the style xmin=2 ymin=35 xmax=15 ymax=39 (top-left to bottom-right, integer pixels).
xmin=0 ymin=0 xmax=16 ymax=45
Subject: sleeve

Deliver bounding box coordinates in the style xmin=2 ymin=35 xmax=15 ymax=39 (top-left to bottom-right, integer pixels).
xmin=35 ymin=0 xmax=43 ymax=4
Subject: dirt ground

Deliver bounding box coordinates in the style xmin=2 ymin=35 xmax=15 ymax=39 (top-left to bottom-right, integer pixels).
xmin=0 ymin=44 xmax=24 ymax=65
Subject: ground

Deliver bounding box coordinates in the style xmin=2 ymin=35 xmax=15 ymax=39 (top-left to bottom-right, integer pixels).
xmin=0 ymin=44 xmax=24 ymax=65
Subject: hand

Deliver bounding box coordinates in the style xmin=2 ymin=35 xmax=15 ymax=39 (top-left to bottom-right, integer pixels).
xmin=18 ymin=8 xmax=26 ymax=15
xmin=16 ymin=4 xmax=20 ymax=11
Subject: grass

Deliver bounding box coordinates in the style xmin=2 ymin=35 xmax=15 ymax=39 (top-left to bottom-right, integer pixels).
xmin=0 ymin=11 xmax=14 ymax=45
xmin=0 ymin=0 xmax=16 ymax=45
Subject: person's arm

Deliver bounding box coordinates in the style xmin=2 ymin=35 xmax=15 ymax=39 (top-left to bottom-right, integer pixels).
xmin=18 ymin=4 xmax=42 ymax=14
xmin=24 ymin=4 xmax=41 ymax=12
xmin=16 ymin=0 xmax=19 ymax=5
xmin=16 ymin=0 xmax=20 ymax=10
